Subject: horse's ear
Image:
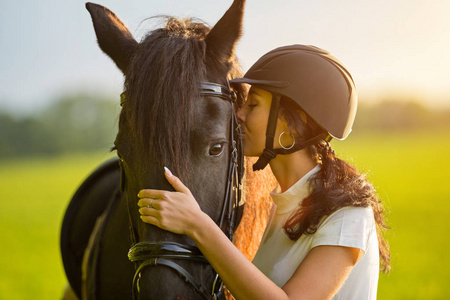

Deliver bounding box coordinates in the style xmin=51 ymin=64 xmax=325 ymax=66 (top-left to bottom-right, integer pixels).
xmin=205 ymin=0 xmax=245 ymax=63
xmin=86 ymin=2 xmax=138 ymax=74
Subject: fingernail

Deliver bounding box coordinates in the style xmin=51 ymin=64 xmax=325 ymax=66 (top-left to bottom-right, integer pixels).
xmin=164 ymin=166 xmax=172 ymax=177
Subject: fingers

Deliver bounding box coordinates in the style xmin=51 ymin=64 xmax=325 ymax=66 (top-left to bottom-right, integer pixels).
xmin=137 ymin=197 xmax=159 ymax=209
xmin=137 ymin=167 xmax=193 ymax=231
xmin=164 ymin=167 xmax=191 ymax=194
xmin=140 ymin=214 xmax=159 ymax=226
xmin=137 ymin=167 xmax=191 ymax=199
xmin=138 ymin=202 xmax=160 ymax=225
xmin=138 ymin=206 xmax=157 ymax=216
xmin=138 ymin=197 xmax=159 ymax=215
xmin=138 ymin=189 xmax=168 ymax=199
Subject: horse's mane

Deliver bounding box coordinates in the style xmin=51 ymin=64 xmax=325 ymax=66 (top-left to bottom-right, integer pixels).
xmin=122 ymin=17 xmax=244 ymax=175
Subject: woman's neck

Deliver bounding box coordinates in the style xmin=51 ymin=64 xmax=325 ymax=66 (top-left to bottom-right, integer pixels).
xmin=268 ymin=149 xmax=316 ymax=193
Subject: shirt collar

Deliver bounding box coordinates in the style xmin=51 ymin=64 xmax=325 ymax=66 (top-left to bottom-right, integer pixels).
xmin=270 ymin=165 xmax=320 ymax=215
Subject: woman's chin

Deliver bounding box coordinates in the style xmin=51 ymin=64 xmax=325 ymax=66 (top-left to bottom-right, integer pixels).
xmin=243 ymin=149 xmax=263 ymax=158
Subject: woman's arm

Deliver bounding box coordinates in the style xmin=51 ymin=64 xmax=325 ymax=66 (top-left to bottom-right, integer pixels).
xmin=138 ymin=168 xmax=360 ymax=300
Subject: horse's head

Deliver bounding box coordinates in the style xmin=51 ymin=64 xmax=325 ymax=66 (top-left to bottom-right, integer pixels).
xmin=86 ymin=1 xmax=246 ymax=298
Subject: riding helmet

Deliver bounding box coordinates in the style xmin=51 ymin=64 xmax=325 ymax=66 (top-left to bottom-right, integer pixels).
xmin=231 ymin=44 xmax=357 ymax=140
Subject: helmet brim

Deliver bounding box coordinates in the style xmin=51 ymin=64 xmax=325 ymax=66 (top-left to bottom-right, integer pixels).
xmin=230 ymin=78 xmax=289 ymax=88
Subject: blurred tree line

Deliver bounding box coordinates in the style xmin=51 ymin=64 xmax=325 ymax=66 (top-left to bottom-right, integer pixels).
xmin=0 ymin=94 xmax=449 ymax=159
xmin=354 ymin=98 xmax=450 ymax=132
xmin=0 ymin=94 xmax=119 ymax=159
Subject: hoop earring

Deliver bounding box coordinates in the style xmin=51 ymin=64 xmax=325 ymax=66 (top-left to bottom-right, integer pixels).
xmin=279 ymin=131 xmax=295 ymax=150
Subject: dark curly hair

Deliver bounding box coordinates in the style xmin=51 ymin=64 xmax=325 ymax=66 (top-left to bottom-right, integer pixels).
xmin=279 ymin=96 xmax=391 ymax=273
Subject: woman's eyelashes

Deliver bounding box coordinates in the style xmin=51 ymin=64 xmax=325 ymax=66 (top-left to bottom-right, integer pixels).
xmin=245 ymin=99 xmax=258 ymax=109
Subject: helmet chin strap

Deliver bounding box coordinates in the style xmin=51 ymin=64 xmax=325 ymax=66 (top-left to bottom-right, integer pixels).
xmin=252 ymin=93 xmax=329 ymax=171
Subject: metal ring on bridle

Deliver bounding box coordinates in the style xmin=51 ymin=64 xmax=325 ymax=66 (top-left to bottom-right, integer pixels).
xmin=279 ymin=131 xmax=295 ymax=150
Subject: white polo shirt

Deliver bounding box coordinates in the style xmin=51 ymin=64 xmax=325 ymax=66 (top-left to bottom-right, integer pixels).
xmin=252 ymin=166 xmax=379 ymax=299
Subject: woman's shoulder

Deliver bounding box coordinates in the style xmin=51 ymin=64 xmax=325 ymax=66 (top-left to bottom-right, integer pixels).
xmin=312 ymin=206 xmax=376 ymax=251
xmin=327 ymin=205 xmax=375 ymax=221
xmin=321 ymin=206 xmax=376 ymax=231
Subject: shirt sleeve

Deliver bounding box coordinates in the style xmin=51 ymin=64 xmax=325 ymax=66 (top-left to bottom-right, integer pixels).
xmin=311 ymin=206 xmax=375 ymax=252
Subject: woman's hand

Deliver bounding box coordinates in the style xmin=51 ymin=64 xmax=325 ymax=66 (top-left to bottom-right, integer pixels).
xmin=137 ymin=167 xmax=205 ymax=236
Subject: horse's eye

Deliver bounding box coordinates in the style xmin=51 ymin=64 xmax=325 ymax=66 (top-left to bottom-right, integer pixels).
xmin=209 ymin=143 xmax=225 ymax=157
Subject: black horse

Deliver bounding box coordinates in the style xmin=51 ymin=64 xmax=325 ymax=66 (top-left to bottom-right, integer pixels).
xmin=60 ymin=1 xmax=247 ymax=299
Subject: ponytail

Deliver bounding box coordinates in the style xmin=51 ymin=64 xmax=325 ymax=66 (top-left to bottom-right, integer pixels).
xmin=279 ymin=96 xmax=391 ymax=273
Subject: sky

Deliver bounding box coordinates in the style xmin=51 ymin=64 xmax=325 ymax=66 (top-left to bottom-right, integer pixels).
xmin=1 ymin=0 xmax=450 ymax=115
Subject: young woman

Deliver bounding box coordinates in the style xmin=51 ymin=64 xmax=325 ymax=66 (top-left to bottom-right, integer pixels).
xmin=137 ymin=45 xmax=390 ymax=300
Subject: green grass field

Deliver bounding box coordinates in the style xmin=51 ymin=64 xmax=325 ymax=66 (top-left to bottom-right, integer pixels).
xmin=0 ymin=131 xmax=448 ymax=299
xmin=333 ymin=130 xmax=450 ymax=299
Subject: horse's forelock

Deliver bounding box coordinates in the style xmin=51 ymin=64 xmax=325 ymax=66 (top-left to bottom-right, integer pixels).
xmin=121 ymin=17 xmax=211 ymax=177
xmin=165 ymin=17 xmax=210 ymax=39
xmin=121 ymin=16 xmax=245 ymax=178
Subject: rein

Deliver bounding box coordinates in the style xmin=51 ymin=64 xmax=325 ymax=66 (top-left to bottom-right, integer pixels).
xmin=121 ymin=81 xmax=244 ymax=300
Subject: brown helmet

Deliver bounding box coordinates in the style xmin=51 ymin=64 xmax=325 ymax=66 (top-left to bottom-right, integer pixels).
xmin=231 ymin=45 xmax=358 ymax=170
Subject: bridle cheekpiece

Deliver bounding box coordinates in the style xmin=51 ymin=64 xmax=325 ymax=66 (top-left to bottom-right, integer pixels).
xmin=121 ymin=80 xmax=244 ymax=300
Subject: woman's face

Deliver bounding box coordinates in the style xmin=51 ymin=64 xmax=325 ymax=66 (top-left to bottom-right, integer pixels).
xmin=236 ymin=86 xmax=289 ymax=156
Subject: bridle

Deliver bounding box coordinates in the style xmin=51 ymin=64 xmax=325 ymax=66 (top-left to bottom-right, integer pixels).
xmin=120 ymin=81 xmax=244 ymax=300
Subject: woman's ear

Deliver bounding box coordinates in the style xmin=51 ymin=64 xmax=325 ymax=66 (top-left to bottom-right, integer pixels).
xmin=277 ymin=116 xmax=290 ymax=132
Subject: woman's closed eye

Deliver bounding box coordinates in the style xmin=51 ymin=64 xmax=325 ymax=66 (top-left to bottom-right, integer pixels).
xmin=244 ymin=99 xmax=258 ymax=109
